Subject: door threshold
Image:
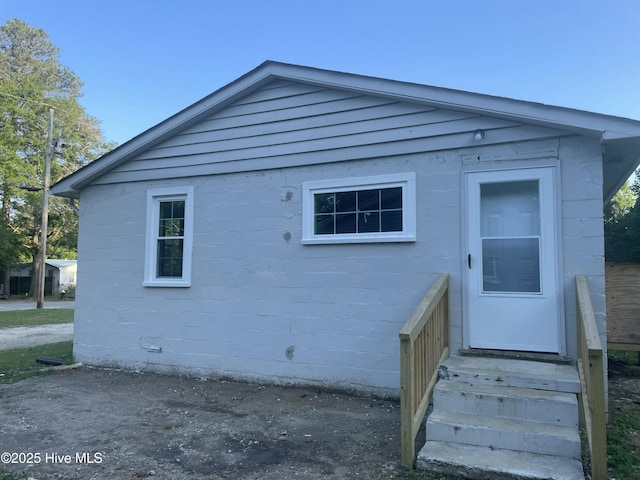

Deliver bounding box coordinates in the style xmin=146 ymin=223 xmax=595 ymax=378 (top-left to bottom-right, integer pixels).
xmin=459 ymin=348 xmax=572 ymax=364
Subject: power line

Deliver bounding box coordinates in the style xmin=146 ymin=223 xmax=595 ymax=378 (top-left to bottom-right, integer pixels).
xmin=0 ymin=90 xmax=72 ymax=114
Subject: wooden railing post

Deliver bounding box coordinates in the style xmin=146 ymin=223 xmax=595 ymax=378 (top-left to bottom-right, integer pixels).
xmin=399 ymin=334 xmax=415 ymax=467
xmin=576 ymin=275 xmax=607 ymax=480
xmin=399 ymin=273 xmax=450 ymax=469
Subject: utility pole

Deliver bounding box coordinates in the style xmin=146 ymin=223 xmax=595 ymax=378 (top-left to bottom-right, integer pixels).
xmin=37 ymin=107 xmax=53 ymax=309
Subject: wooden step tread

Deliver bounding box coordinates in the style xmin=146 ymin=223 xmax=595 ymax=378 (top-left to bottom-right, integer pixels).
xmin=418 ymin=441 xmax=585 ymax=480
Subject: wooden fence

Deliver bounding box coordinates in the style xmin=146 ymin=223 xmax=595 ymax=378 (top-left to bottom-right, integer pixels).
xmin=576 ymin=275 xmax=607 ymax=480
xmin=606 ymin=261 xmax=640 ymax=351
xmin=399 ymin=273 xmax=449 ymax=468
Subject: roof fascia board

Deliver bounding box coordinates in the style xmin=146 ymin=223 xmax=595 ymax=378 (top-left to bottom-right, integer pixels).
xmin=50 ymin=64 xmax=278 ymax=197
xmin=50 ymin=61 xmax=640 ymax=197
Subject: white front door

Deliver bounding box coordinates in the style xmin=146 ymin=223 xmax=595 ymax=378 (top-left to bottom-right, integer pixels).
xmin=466 ymin=167 xmax=560 ymax=353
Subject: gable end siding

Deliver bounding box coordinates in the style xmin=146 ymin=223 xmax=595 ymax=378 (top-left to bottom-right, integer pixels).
xmin=94 ymin=81 xmax=572 ymax=186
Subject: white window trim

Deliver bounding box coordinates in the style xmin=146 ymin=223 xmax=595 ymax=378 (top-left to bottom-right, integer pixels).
xmin=143 ymin=186 xmax=194 ymax=287
xmin=302 ymin=173 xmax=416 ymax=244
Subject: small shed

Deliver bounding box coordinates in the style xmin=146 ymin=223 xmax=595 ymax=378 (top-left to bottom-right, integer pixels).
xmin=9 ymin=259 xmax=77 ymax=297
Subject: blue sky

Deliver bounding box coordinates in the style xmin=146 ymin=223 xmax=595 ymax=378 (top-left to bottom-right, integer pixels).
xmin=1 ymin=0 xmax=639 ymax=146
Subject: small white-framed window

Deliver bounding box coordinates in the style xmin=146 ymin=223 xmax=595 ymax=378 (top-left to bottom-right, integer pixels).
xmin=302 ymin=173 xmax=416 ymax=244
xmin=143 ymin=186 xmax=194 ymax=287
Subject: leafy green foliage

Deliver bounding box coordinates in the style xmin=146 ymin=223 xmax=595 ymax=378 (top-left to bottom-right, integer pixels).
xmin=0 ymin=308 xmax=73 ymax=328
xmin=0 ymin=19 xmax=114 ymax=282
xmin=0 ymin=216 xmax=19 ymax=267
xmin=605 ymin=173 xmax=640 ymax=261
xmin=605 ymin=181 xmax=635 ymax=223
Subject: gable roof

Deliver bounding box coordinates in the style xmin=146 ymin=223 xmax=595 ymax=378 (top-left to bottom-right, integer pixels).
xmin=45 ymin=259 xmax=77 ymax=269
xmin=12 ymin=259 xmax=76 ymax=271
xmin=50 ymin=61 xmax=640 ymax=201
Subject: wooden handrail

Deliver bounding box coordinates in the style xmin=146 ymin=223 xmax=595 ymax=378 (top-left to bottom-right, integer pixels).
xmin=576 ymin=275 xmax=607 ymax=480
xmin=399 ymin=273 xmax=449 ymax=468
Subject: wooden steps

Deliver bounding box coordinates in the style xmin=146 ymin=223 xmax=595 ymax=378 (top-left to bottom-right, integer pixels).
xmin=416 ymin=355 xmax=585 ymax=480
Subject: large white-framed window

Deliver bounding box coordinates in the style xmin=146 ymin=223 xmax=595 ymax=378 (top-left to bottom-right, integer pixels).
xmin=143 ymin=186 xmax=194 ymax=287
xmin=302 ymin=173 xmax=416 ymax=244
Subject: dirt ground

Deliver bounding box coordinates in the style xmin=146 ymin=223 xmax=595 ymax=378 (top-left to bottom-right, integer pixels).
xmin=0 ymin=366 xmax=417 ymax=480
xmin=608 ymin=353 xmax=640 ymax=415
xmin=3 ymin=358 xmax=637 ymax=480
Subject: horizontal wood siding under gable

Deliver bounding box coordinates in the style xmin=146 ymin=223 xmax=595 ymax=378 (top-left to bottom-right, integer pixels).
xmin=95 ymin=81 xmax=572 ymax=186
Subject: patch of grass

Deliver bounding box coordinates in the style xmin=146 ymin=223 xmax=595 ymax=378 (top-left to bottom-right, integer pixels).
xmin=0 ymin=472 xmax=29 ymax=480
xmin=608 ymin=406 xmax=640 ymax=479
xmin=0 ymin=473 xmax=24 ymax=480
xmin=0 ymin=308 xmax=73 ymax=328
xmin=607 ymin=349 xmax=640 ymax=479
xmin=0 ymin=341 xmax=73 ymax=384
xmin=609 ymin=349 xmax=640 ymax=365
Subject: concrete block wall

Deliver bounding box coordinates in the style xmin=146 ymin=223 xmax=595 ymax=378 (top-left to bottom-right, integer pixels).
xmin=75 ymin=151 xmax=463 ymax=397
xmin=559 ymin=136 xmax=606 ymax=359
xmin=74 ymin=135 xmax=605 ymax=395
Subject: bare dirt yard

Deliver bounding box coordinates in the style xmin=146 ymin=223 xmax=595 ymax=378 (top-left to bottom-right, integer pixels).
xmin=4 ymin=357 xmax=637 ymax=480
xmin=0 ymin=366 xmax=419 ymax=480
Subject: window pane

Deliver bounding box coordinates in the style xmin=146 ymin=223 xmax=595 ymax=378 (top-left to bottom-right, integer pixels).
xmin=481 ymin=181 xmax=539 ymax=237
xmin=158 ymin=200 xmax=186 ymax=237
xmin=358 ymin=190 xmax=379 ymax=211
xmin=315 ymin=214 xmax=334 ymax=235
xmin=315 ymin=193 xmax=335 ymax=214
xmin=335 ymin=191 xmax=356 ymax=212
xmin=358 ymin=211 xmax=380 ymax=232
xmin=482 ymin=238 xmax=540 ymax=293
xmin=159 ymin=219 xmax=183 ymax=237
xmin=311 ymin=184 xmax=406 ymax=237
xmin=157 ymin=239 xmax=184 ymax=277
xmin=336 ymin=213 xmax=356 ymax=233
xmin=172 ymin=201 xmax=185 ymax=219
xmin=158 ymin=258 xmax=183 ymax=277
xmin=381 ymin=187 xmax=402 ymax=209
xmin=381 ymin=210 xmax=402 ymax=232
xmin=159 ymin=201 xmax=173 ymax=219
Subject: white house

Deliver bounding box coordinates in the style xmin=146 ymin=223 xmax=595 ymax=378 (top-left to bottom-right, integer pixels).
xmin=8 ymin=259 xmax=76 ymax=296
xmin=50 ymin=62 xmax=640 ymax=476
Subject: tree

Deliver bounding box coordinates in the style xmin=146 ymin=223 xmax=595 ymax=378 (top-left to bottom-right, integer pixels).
xmin=0 ymin=18 xmax=113 ymax=295
xmin=605 ymin=180 xmax=635 ymax=224
xmin=605 ymin=172 xmax=640 ymax=261
xmin=0 ymin=216 xmax=19 ymax=269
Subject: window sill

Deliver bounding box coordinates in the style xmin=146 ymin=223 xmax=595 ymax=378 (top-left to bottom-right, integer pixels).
xmin=302 ymin=234 xmax=416 ymax=245
xmin=143 ymin=279 xmax=191 ymax=288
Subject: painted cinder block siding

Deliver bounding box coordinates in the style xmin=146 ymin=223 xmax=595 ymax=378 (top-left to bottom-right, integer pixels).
xmin=73 ymin=133 xmax=603 ymax=396
xmin=75 ymin=153 xmax=459 ymax=396
xmin=559 ymin=135 xmax=606 ymax=354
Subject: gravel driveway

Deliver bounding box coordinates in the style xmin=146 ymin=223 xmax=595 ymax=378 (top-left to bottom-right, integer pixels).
xmin=0 ymin=323 xmax=74 ymax=351
xmin=0 ymin=300 xmax=75 ymax=311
